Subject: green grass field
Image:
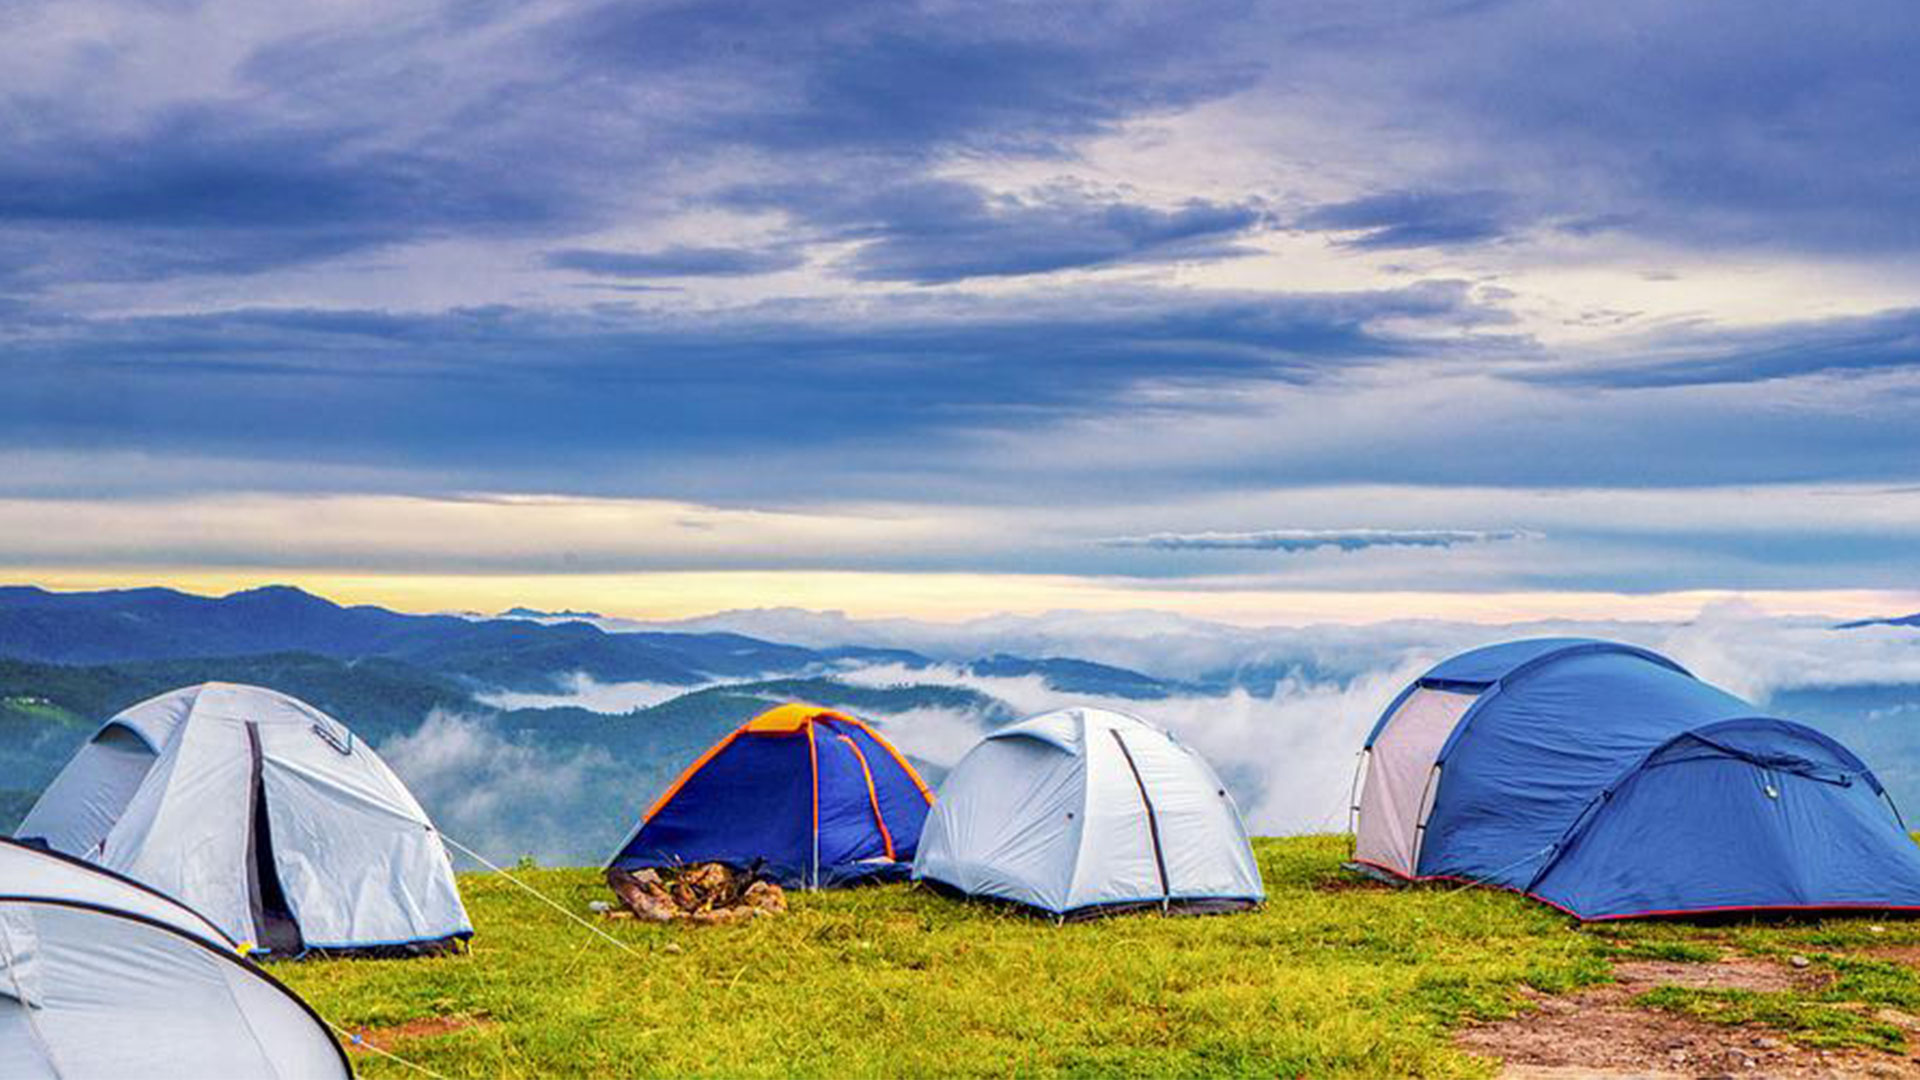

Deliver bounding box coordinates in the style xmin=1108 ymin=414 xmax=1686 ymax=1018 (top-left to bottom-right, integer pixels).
xmin=276 ymin=836 xmax=1920 ymax=1078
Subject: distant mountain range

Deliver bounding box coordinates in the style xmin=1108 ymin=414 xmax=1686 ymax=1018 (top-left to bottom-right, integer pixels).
xmin=1838 ymin=613 xmax=1920 ymax=630
xmin=0 ymin=584 xmax=1199 ymax=854
xmin=4 ymin=584 xmax=1919 ymax=863
xmin=0 ymin=584 xmax=1191 ymax=697
xmin=0 ymin=584 xmax=829 ymax=688
xmin=0 ymin=649 xmax=998 ymax=857
xmin=500 ymin=606 xmax=606 ymax=619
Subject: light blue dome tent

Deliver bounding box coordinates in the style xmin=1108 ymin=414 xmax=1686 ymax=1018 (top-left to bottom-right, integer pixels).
xmin=19 ymin=682 xmax=472 ymax=956
xmin=914 ymin=707 xmax=1264 ymax=919
xmin=0 ymin=838 xmax=350 ymax=1078
xmin=1351 ymin=638 xmax=1920 ymax=919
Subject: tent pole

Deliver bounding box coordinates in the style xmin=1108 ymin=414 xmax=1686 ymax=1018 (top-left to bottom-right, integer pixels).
xmin=1887 ymin=790 xmax=1913 ymax=836
xmin=808 ymin=722 xmax=822 ymax=890
xmin=1346 ymin=749 xmax=1370 ymax=858
xmin=1408 ymin=763 xmax=1442 ymax=873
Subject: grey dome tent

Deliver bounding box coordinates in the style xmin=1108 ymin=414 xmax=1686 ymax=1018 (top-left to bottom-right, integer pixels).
xmin=0 ymin=837 xmax=351 ymax=1078
xmin=913 ymin=707 xmax=1265 ymax=918
xmin=19 ymin=682 xmax=471 ymax=956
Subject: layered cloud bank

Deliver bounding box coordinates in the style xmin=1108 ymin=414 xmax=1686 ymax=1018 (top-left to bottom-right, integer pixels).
xmin=3 ymin=1 xmax=1918 ymax=606
xmin=1101 ymin=529 xmax=1541 ymax=553
xmin=397 ymin=603 xmax=1920 ymax=863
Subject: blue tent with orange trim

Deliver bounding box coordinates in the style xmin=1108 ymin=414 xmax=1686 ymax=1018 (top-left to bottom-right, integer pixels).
xmin=1352 ymin=638 xmax=1920 ymax=919
xmin=607 ymin=703 xmax=934 ymax=888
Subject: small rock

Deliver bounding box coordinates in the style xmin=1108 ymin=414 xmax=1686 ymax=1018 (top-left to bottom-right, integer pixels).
xmin=662 ymin=942 xmax=683 ymax=955
xmin=1754 ymin=1036 xmax=1783 ymax=1049
xmin=1790 ymin=954 xmax=1811 ymax=969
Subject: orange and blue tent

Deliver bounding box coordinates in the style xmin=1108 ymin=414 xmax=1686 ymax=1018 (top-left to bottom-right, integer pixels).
xmin=607 ymin=703 xmax=935 ymax=888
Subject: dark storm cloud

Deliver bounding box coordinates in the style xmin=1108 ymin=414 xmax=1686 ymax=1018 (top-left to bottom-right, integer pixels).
xmin=1295 ymin=190 xmax=1521 ymax=250
xmin=1280 ymin=0 xmax=1920 ymax=254
xmin=546 ymin=246 xmax=806 ymax=278
xmin=723 ymin=180 xmax=1264 ymax=283
xmin=0 ymin=99 xmax=562 ymax=283
xmin=1530 ymin=308 xmax=1920 ymax=390
xmin=9 ymin=0 xmax=1917 ymax=290
xmin=545 ymin=0 xmax=1259 ymax=155
xmin=0 ymin=282 xmax=1500 ymax=494
xmin=0 ymin=0 xmax=1260 ymax=286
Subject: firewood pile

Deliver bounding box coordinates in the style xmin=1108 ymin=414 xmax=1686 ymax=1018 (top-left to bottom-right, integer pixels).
xmin=604 ymin=863 xmax=788 ymax=924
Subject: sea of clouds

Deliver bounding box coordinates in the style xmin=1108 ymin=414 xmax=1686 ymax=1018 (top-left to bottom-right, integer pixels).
xmin=379 ymin=601 xmax=1920 ymax=864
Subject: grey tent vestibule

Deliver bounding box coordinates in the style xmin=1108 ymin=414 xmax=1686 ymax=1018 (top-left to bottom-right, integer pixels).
xmin=19 ymin=682 xmax=471 ymax=956
xmin=0 ymin=837 xmax=352 ymax=1078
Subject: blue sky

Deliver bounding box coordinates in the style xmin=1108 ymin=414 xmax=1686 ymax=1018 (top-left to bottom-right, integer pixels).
xmin=3 ymin=0 xmax=1918 ymax=621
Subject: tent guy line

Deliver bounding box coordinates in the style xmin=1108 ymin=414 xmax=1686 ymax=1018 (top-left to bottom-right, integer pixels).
xmin=439 ymin=833 xmax=650 ymax=962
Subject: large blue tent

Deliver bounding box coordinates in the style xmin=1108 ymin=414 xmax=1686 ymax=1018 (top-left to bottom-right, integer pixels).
xmin=608 ymin=703 xmax=934 ymax=888
xmin=1352 ymin=638 xmax=1920 ymax=919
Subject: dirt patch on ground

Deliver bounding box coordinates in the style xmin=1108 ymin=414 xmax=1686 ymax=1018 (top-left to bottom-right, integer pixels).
xmin=1314 ymin=875 xmax=1395 ymax=894
xmin=1457 ymin=958 xmax=1917 ymax=1078
xmin=1865 ymin=945 xmax=1920 ymax=969
xmin=347 ymin=1014 xmax=494 ymax=1052
xmin=1324 ymin=862 xmax=1405 ymax=893
xmin=1613 ymin=957 xmax=1832 ymax=994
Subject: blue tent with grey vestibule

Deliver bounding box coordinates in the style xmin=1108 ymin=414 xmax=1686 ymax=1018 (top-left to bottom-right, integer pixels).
xmin=1350 ymin=637 xmax=1920 ymax=919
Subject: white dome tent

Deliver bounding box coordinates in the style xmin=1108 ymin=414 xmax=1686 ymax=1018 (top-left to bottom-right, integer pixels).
xmin=19 ymin=682 xmax=471 ymax=956
xmin=913 ymin=707 xmax=1264 ymax=919
xmin=0 ymin=837 xmax=351 ymax=1078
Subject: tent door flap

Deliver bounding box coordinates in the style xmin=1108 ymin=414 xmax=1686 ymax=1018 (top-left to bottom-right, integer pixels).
xmin=244 ymin=723 xmax=305 ymax=955
xmin=1109 ymin=730 xmax=1171 ymax=905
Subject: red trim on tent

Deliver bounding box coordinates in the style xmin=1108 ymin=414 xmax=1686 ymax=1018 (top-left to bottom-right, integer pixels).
xmin=839 ymin=715 xmax=935 ymax=804
xmin=806 ymin=720 xmax=821 ymax=884
xmin=836 ymin=733 xmax=896 ymax=860
xmin=1345 ymin=858 xmax=1920 ymax=922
